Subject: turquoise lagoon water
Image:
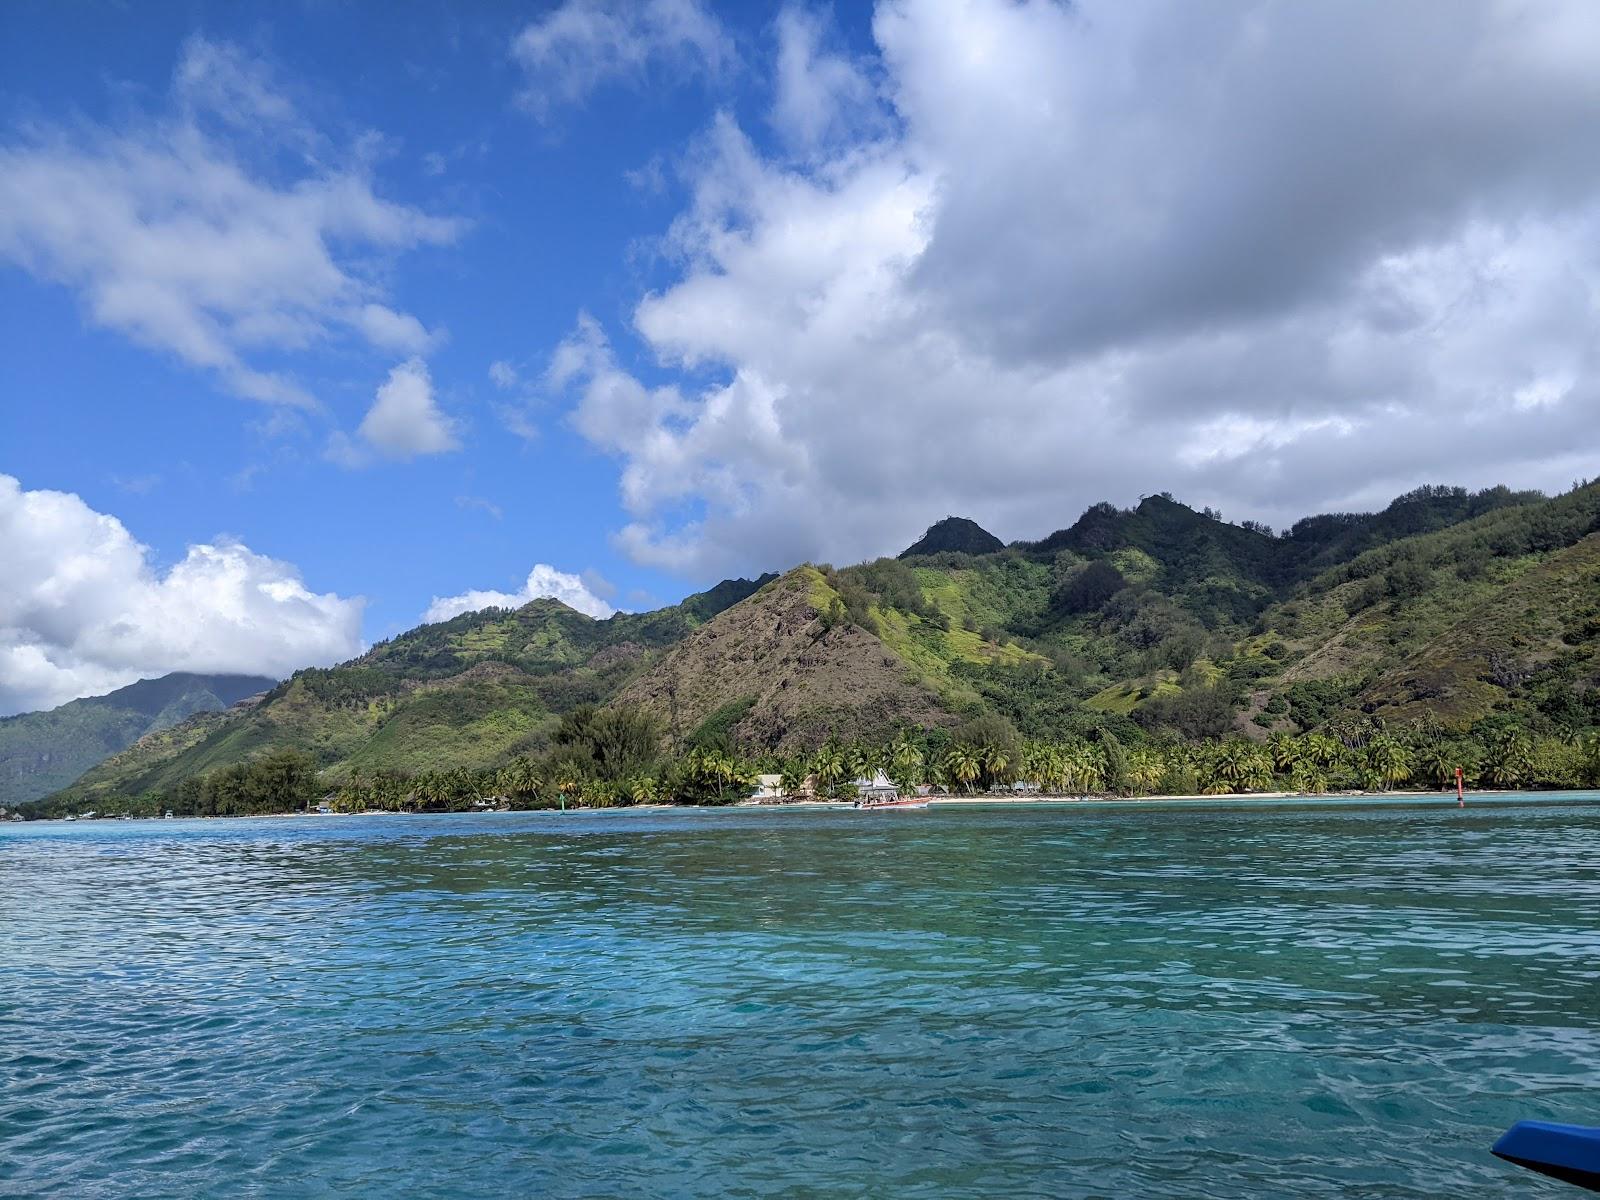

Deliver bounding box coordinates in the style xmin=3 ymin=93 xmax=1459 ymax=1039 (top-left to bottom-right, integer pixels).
xmin=3 ymin=795 xmax=1599 ymax=1197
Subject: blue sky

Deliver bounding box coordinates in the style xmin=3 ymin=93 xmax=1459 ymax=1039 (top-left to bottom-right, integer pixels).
xmin=3 ymin=0 xmax=1598 ymax=713
xmin=1 ymin=2 xmax=833 ymax=631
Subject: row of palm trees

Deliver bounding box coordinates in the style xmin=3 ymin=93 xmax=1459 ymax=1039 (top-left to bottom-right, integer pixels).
xmin=320 ymin=725 xmax=1598 ymax=811
xmin=326 ymin=744 xmax=762 ymax=812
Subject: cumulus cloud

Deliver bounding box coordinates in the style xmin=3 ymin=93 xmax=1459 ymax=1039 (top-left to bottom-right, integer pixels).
xmin=0 ymin=36 xmax=458 ymax=407
xmin=0 ymin=474 xmax=364 ymax=715
xmin=353 ymin=358 xmax=459 ymax=461
xmin=423 ymin=564 xmax=618 ymax=622
xmin=555 ymin=0 xmax=1600 ymax=576
xmin=511 ymin=0 xmax=734 ymax=116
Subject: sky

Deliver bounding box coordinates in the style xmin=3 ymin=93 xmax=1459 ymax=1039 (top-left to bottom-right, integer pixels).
xmin=2 ymin=0 xmax=1598 ymax=716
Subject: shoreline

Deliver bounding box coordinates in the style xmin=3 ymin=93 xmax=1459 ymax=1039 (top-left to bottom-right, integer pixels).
xmin=749 ymin=786 xmax=1582 ymax=808
xmin=21 ymin=787 xmax=1596 ymax=824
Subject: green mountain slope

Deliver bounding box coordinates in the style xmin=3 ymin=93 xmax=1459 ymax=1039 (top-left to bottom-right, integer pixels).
xmin=33 ymin=575 xmax=776 ymax=812
xmin=0 ymin=673 xmax=274 ymax=808
xmin=1353 ymin=533 xmax=1600 ymax=725
xmin=617 ymin=567 xmax=959 ymax=747
xmin=28 ymin=481 xmax=1600 ymax=813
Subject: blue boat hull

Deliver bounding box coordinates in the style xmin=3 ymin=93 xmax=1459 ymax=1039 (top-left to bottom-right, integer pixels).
xmin=1493 ymin=1121 xmax=1600 ymax=1192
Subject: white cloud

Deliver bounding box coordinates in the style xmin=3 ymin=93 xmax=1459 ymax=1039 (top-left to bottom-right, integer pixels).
xmin=455 ymin=495 xmax=504 ymax=520
xmin=353 ymin=358 xmax=459 ymax=461
xmin=495 ymin=405 xmax=541 ymax=444
xmin=353 ymin=304 xmax=443 ymax=355
xmin=424 ymin=564 xmax=617 ymax=623
xmin=554 ymin=0 xmax=1600 ymax=576
xmin=771 ymin=5 xmax=877 ymax=151
xmin=511 ymin=0 xmax=734 ymax=116
xmin=487 ymin=359 xmax=544 ymax=443
xmin=0 ymin=473 xmax=364 ymax=715
xmin=624 ymin=153 xmax=669 ymax=196
xmin=0 ymin=36 xmax=460 ymax=407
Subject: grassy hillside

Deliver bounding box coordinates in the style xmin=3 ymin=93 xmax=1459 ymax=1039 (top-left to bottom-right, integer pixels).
xmin=27 ymin=481 xmax=1600 ymax=814
xmin=31 ymin=576 xmax=775 ymax=813
xmin=1353 ymin=534 xmax=1600 ymax=724
xmin=618 ymin=567 xmax=958 ymax=747
xmin=0 ymin=673 xmax=273 ymax=808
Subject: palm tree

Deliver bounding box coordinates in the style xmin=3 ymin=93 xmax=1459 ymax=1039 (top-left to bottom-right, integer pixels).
xmin=551 ymin=762 xmax=582 ymax=808
xmin=1061 ymin=743 xmax=1104 ymax=794
xmin=1482 ymin=731 xmax=1533 ymax=789
xmin=812 ymin=743 xmax=848 ymax=796
xmin=843 ymin=742 xmax=871 ymax=782
xmin=1208 ymin=740 xmax=1270 ymax=794
xmin=415 ymin=772 xmax=447 ymax=809
xmin=1268 ymin=732 xmax=1300 ymax=776
xmin=1304 ymin=732 xmax=1341 ymax=769
xmin=889 ymin=738 xmax=924 ymax=790
xmin=1194 ymin=744 xmax=1234 ymax=795
xmin=332 ymin=780 xmax=363 ymax=813
xmin=369 ymin=774 xmax=398 ymax=811
xmin=516 ymin=759 xmax=545 ymax=807
xmin=627 ymin=774 xmax=659 ymax=807
xmin=1124 ymin=748 xmax=1164 ymax=796
xmin=709 ymin=750 xmax=736 ymax=802
xmin=1205 ymin=742 xmax=1241 ymax=793
xmin=943 ymin=745 xmax=981 ymax=793
xmin=1367 ymin=735 xmax=1412 ymax=790
xmin=981 ymin=744 xmax=1011 ymax=790
xmin=1415 ymin=740 xmax=1456 ymax=790
xmin=1018 ymin=741 xmax=1054 ymax=792
xmin=779 ymin=757 xmax=809 ymax=798
xmin=1290 ymin=761 xmax=1329 ymax=794
xmin=442 ymin=768 xmax=476 ymax=809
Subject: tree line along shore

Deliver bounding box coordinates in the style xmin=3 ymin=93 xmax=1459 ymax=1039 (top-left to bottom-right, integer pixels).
xmin=19 ymin=703 xmax=1599 ymax=820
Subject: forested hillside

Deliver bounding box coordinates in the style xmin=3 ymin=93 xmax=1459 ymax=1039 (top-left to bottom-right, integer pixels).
xmin=24 ymin=482 xmax=1600 ymax=816
xmin=0 ymin=673 xmax=273 ymax=808
xmin=33 ymin=575 xmax=775 ymax=811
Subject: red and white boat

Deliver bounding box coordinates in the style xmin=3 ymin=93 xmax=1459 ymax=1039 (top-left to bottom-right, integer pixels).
xmin=853 ymin=795 xmax=929 ymax=811
xmin=850 ymin=769 xmax=928 ymax=809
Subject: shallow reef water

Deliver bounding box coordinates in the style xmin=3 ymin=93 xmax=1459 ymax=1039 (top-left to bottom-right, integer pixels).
xmin=3 ymin=795 xmax=1598 ymax=1197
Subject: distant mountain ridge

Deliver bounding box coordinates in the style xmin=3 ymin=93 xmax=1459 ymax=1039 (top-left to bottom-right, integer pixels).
xmin=0 ymin=673 xmax=275 ymax=808
xmin=26 ymin=481 xmax=1600 ymax=815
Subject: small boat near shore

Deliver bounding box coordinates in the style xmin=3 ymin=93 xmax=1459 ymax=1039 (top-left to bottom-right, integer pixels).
xmin=848 ymin=769 xmax=927 ymax=810
xmin=853 ymin=796 xmax=929 ymax=811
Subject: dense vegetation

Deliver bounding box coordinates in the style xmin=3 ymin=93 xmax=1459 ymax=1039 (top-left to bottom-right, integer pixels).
xmin=899 ymin=516 xmax=1006 ymax=558
xmin=20 ymin=481 xmax=1600 ymax=818
xmin=28 ymin=703 xmax=1597 ymax=820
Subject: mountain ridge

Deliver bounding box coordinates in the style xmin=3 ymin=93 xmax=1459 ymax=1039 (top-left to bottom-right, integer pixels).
xmin=25 ymin=481 xmax=1600 ymax=814
xmin=0 ymin=673 xmax=275 ymax=808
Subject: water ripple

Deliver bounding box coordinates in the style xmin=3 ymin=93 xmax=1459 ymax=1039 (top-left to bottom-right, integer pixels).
xmin=3 ymin=797 xmax=1598 ymax=1197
